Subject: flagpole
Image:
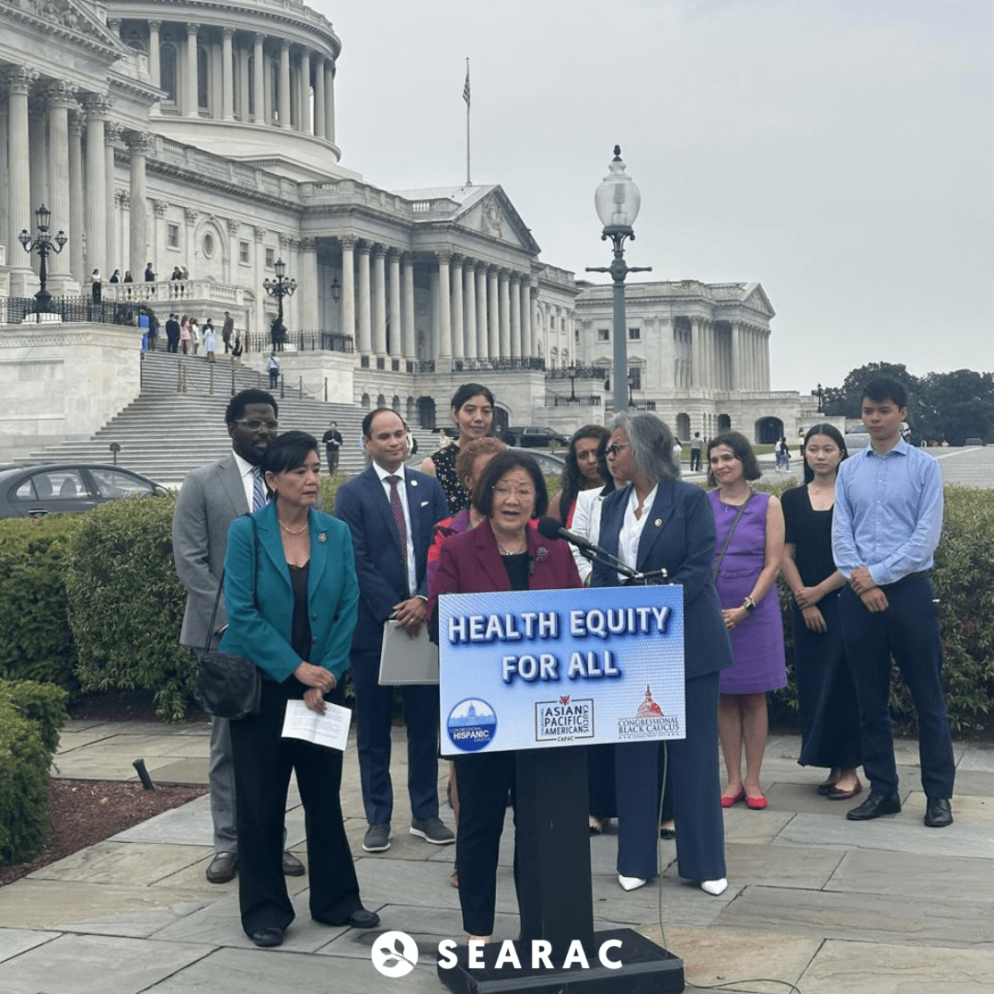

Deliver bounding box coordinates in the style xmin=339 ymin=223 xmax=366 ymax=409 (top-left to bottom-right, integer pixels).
xmin=464 ymin=58 xmax=471 ymax=186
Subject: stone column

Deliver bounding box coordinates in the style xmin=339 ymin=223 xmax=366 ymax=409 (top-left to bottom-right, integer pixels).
xmin=388 ymin=250 xmax=402 ymax=360
xmin=372 ymin=245 xmax=387 ymax=357
xmin=356 ymin=241 xmax=371 ymax=355
xmin=487 ymin=267 xmax=500 ymax=359
xmin=299 ymin=49 xmax=311 ymax=135
xmin=148 ymin=21 xmax=161 ymax=93
xmin=463 ymin=261 xmax=477 ymax=360
xmin=338 ymin=235 xmax=356 ymax=346
xmin=237 ymin=45 xmax=249 ymax=122
xmin=402 ymin=252 xmax=416 ymax=361
xmin=45 ymin=80 xmax=77 ymax=280
xmin=253 ymin=34 xmax=265 ymax=123
xmin=450 ymin=255 xmax=464 ymax=359
xmin=299 ymin=238 xmax=319 ymax=330
xmin=278 ymin=41 xmax=291 ymax=128
xmin=498 ymin=270 xmax=511 ymax=359
xmin=69 ymin=111 xmax=85 ymax=280
xmin=221 ymin=28 xmax=234 ymax=121
xmin=325 ymin=62 xmax=335 ymax=143
xmin=437 ymin=252 xmax=452 ymax=359
xmin=521 ymin=278 xmax=533 ymax=358
xmin=3 ymin=67 xmax=38 ymax=266
xmin=82 ymin=95 xmax=108 ymax=274
xmin=313 ymin=57 xmax=326 ymax=139
xmin=730 ymin=322 xmax=740 ymax=391
xmin=475 ymin=264 xmax=488 ymax=359
xmin=185 ymin=23 xmax=200 ymax=117
xmin=429 ymin=268 xmax=439 ymax=358
xmin=762 ymin=330 xmax=770 ymax=391
xmin=183 ymin=207 xmax=197 ymax=283
xmin=126 ymin=132 xmax=151 ymax=281
xmin=690 ymin=317 xmax=703 ymax=388
xmin=104 ymin=122 xmax=120 ymax=274
xmin=510 ymin=275 xmax=522 ymax=358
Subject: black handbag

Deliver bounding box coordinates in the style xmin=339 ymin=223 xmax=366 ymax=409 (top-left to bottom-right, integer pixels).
xmin=194 ymin=517 xmax=262 ymax=720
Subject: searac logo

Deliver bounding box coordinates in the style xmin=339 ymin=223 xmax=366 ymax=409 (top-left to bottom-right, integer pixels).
xmin=371 ymin=931 xmax=419 ymax=978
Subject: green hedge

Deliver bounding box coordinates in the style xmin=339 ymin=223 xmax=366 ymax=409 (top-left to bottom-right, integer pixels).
xmin=0 ymin=680 xmax=68 ymax=865
xmin=0 ymin=514 xmax=83 ymax=693
xmin=65 ymin=492 xmax=195 ymax=722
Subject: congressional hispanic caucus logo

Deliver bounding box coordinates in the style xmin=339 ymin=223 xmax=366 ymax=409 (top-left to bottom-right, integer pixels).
xmin=535 ymin=695 xmax=595 ymax=742
xmin=446 ymin=698 xmax=497 ymax=752
xmin=617 ymin=685 xmax=681 ymax=739
xmin=371 ymin=930 xmax=419 ymax=978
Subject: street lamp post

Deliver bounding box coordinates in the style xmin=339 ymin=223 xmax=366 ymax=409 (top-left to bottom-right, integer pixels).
xmin=628 ymin=369 xmax=636 ymax=410
xmin=568 ymin=362 xmax=577 ymax=403
xmin=18 ymin=204 xmax=67 ymax=316
xmin=816 ymin=382 xmax=824 ymax=414
xmin=263 ymin=257 xmax=297 ymax=348
xmin=585 ymin=146 xmax=651 ymax=416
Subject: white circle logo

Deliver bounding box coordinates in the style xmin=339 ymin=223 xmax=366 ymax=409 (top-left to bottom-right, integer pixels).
xmin=371 ymin=930 xmax=419 ymax=978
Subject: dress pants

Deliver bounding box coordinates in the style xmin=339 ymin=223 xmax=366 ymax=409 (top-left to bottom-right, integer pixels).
xmin=350 ymin=649 xmax=440 ymax=826
xmin=614 ymin=670 xmax=725 ymax=882
xmin=840 ymin=578 xmax=955 ymax=799
xmin=196 ymin=648 xmax=237 ymax=854
xmin=229 ymin=680 xmax=360 ymax=936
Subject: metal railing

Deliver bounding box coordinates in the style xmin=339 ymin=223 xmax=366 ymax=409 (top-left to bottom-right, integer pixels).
xmin=545 ymin=365 xmax=607 ymax=380
xmin=1 ymin=295 xmax=145 ymax=327
xmin=452 ymin=356 xmax=546 ymax=372
xmin=247 ymin=330 xmax=354 ymax=354
xmin=546 ymin=393 xmax=603 ymax=407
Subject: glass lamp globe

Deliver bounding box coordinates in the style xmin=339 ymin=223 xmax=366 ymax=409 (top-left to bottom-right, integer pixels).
xmin=594 ymin=146 xmax=641 ymax=232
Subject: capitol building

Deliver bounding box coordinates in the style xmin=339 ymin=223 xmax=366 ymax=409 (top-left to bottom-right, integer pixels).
xmin=0 ymin=0 xmax=814 ymax=459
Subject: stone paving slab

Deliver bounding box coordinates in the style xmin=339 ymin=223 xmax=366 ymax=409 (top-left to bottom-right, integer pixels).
xmin=27 ymin=841 xmax=212 ymax=887
xmin=724 ymin=841 xmax=844 ymax=890
xmin=958 ymin=744 xmax=994 ymax=773
xmin=717 ymin=884 xmax=994 ymax=946
xmin=144 ymin=758 xmax=210 ymax=785
xmin=0 ymin=932 xmax=210 ymax=994
xmin=827 ymin=848 xmax=994 ymax=902
xmin=0 ymin=928 xmax=59 ymax=963
xmin=722 ymin=807 xmax=795 ymax=845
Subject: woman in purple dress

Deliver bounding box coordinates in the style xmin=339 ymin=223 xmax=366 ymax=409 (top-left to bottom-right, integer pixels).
xmin=707 ymin=432 xmax=786 ymax=810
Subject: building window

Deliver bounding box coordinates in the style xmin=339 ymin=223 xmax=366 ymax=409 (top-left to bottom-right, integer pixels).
xmin=628 ymin=327 xmax=641 ymax=341
xmin=167 ymin=224 xmax=179 ymax=248
xmin=597 ymin=328 xmax=610 ymax=342
xmin=203 ymin=232 xmax=215 ymax=259
xmin=265 ymin=247 xmax=275 ymax=268
xmin=628 ymin=367 xmax=642 ymax=390
xmin=239 ymin=240 xmax=250 ymax=264
xmin=197 ymin=47 xmax=209 ymax=111
xmin=160 ymin=44 xmax=177 ymax=104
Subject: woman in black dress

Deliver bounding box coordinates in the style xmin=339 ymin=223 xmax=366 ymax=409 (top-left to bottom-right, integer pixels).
xmin=781 ymin=423 xmax=863 ymax=799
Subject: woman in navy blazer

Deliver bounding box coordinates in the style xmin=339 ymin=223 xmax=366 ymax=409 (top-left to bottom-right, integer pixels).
xmin=429 ymin=450 xmax=582 ymax=940
xmin=592 ymin=413 xmax=734 ymax=897
xmin=221 ymin=431 xmax=377 ymax=947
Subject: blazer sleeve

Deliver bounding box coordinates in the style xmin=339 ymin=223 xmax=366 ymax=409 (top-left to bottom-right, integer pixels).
xmin=221 ymin=515 xmax=301 ymax=682
xmin=415 ymin=477 xmax=450 ymax=599
xmin=428 ymin=536 xmax=464 ymax=644
xmin=172 ymin=469 xmax=219 ymax=607
xmin=314 ymin=523 xmax=360 ymax=681
xmin=667 ymin=486 xmax=718 ymax=603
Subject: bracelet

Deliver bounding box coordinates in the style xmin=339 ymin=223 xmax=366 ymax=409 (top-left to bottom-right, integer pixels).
xmin=742 ymin=596 xmax=756 ymax=614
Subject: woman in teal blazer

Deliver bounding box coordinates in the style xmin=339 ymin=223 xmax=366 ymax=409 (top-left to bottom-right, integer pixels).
xmin=221 ymin=431 xmax=378 ymax=947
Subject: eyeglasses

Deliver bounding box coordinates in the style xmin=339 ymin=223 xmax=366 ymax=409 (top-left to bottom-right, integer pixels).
xmin=235 ymin=419 xmax=279 ymax=432
xmin=606 ymin=443 xmax=630 ymax=456
xmin=493 ymin=485 xmax=536 ymax=499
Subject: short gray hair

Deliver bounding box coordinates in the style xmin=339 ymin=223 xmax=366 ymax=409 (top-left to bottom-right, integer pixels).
xmin=609 ymin=412 xmax=680 ymax=483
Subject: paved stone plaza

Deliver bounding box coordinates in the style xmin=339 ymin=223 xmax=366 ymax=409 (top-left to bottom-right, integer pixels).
xmin=0 ymin=716 xmax=992 ymax=994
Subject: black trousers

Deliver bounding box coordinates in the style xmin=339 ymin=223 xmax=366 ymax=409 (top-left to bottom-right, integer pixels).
xmin=229 ymin=680 xmax=361 ymax=935
xmin=840 ymin=578 xmax=955 ymax=799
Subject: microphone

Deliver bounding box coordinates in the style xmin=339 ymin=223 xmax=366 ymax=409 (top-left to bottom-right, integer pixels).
xmin=537 ymin=516 xmax=597 ymax=553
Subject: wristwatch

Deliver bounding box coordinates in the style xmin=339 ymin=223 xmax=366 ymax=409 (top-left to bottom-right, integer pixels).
xmin=742 ymin=596 xmax=756 ymax=614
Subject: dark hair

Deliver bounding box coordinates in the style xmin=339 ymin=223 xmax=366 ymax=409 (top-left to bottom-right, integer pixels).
xmin=225 ymin=388 xmax=278 ymax=425
xmin=861 ymin=376 xmax=908 ymax=410
xmin=473 ymin=450 xmax=548 ymax=519
xmin=558 ymin=425 xmax=609 ymax=525
xmin=455 ymin=437 xmax=505 ymax=489
xmin=450 ymin=382 xmax=496 ymax=413
xmin=706 ymin=431 xmax=762 ymax=486
xmin=362 ymin=407 xmax=402 ymax=438
xmin=801 ymin=423 xmax=848 ymax=484
xmin=609 ymin=412 xmax=680 ymax=483
xmin=261 ymin=430 xmax=319 ymax=493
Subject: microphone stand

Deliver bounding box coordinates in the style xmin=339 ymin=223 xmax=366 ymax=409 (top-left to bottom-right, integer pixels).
xmin=580 ymin=544 xmax=669 ymax=586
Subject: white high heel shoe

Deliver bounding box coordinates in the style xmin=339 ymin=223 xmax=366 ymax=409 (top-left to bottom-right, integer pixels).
xmin=618 ymin=874 xmax=648 ymax=892
xmin=701 ymin=877 xmax=728 ymax=896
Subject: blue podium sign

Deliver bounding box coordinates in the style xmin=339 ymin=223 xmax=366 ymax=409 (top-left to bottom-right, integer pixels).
xmin=438 ymin=585 xmax=685 ymax=756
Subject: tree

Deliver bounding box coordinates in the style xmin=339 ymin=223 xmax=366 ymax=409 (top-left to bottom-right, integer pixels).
xmin=916 ymin=370 xmax=994 ymax=445
xmin=826 ymin=362 xmax=919 ymax=420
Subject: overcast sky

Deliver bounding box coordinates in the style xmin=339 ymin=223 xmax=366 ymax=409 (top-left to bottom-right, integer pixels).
xmin=313 ymin=0 xmax=993 ymax=392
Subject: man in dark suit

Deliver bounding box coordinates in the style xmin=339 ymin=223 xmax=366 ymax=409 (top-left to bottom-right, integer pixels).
xmin=172 ymin=388 xmax=305 ymax=884
xmin=165 ymin=313 xmax=181 ymax=353
xmin=335 ymin=408 xmax=452 ymax=853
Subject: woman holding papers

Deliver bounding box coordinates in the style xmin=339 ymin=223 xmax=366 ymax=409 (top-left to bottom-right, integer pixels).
xmin=221 ymin=431 xmax=378 ymax=948
xmin=429 ymin=450 xmax=582 ymax=941
xmin=592 ymin=412 xmax=733 ymax=897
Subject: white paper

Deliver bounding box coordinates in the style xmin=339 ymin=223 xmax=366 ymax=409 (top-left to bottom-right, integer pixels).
xmin=378 ymin=619 xmax=440 ymax=685
xmin=281 ymin=698 xmax=352 ymax=751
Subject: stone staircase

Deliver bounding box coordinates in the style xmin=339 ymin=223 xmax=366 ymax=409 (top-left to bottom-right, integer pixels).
xmin=21 ymin=351 xmax=439 ymax=486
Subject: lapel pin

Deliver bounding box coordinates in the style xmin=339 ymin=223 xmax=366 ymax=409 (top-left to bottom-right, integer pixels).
xmin=411 ymin=479 xmax=418 ymax=487
xmin=654 ymin=518 xmax=663 ymax=527
xmin=318 ymin=532 xmax=327 ymax=542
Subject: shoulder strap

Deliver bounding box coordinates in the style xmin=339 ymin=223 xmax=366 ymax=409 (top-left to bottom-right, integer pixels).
xmin=712 ymin=492 xmax=753 ymax=581
xmin=203 ymin=514 xmax=259 ymax=651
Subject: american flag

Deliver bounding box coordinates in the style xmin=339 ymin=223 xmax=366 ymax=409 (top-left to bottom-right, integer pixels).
xmin=463 ymin=63 xmax=471 ymax=107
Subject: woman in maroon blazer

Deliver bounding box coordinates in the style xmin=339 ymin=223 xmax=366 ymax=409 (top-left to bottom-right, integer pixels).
xmin=429 ymin=450 xmax=582 ymax=941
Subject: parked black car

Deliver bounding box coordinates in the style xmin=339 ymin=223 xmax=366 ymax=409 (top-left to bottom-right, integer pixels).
xmin=502 ymin=426 xmax=570 ymax=448
xmin=0 ymin=464 xmax=167 ymax=518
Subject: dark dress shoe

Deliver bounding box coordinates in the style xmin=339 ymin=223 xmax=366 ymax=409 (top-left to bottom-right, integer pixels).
xmin=846 ymin=791 xmax=901 ymax=821
xmin=344 ymin=908 xmax=380 ymax=929
xmin=282 ymin=851 xmax=306 ymax=876
xmin=924 ymin=798 xmax=953 ymax=828
xmin=206 ymin=852 xmax=237 ymax=884
xmin=250 ymin=927 xmax=283 ymax=948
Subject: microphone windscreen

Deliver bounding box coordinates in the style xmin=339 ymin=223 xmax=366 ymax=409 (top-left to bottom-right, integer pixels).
xmin=537 ymin=517 xmax=563 ymax=541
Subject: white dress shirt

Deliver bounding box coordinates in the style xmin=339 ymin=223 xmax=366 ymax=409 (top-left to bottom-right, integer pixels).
xmin=232 ymin=450 xmax=260 ymax=512
xmin=618 ymin=483 xmax=657 ymax=581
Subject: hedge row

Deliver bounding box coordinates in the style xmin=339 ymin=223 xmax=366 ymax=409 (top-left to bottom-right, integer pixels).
xmin=0 ymin=479 xmax=991 ymax=730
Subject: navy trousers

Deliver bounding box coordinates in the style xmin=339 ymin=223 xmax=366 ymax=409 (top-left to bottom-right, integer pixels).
xmin=839 ymin=578 xmax=955 ymax=799
xmin=350 ymin=649 xmax=440 ymax=826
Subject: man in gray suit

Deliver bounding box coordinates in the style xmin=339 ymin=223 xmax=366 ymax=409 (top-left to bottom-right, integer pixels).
xmin=173 ymin=388 xmax=305 ymax=884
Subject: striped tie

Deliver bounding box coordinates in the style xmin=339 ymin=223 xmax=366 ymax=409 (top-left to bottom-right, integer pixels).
xmin=252 ymin=467 xmax=266 ymax=511
xmin=387 ymin=475 xmax=410 ymax=596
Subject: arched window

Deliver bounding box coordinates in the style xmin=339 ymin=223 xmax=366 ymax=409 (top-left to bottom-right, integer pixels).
xmin=160 ymin=43 xmax=178 ymax=104
xmin=197 ymin=46 xmax=209 ymax=111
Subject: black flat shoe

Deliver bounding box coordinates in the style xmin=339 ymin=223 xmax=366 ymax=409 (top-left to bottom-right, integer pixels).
xmin=846 ymin=791 xmax=901 ymax=821
xmin=250 ymin=927 xmax=283 ymax=948
xmin=343 ymin=908 xmax=380 ymax=929
xmin=816 ymin=770 xmax=841 ymax=796
xmin=924 ymin=798 xmax=953 ymax=828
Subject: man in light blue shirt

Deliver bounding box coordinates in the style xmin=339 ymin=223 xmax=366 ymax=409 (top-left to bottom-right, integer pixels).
xmin=832 ymin=377 xmax=954 ymax=828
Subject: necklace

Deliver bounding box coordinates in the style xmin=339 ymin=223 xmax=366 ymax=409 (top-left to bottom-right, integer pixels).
xmin=497 ymin=540 xmax=527 ymax=556
xmin=279 ymin=519 xmax=308 ymax=535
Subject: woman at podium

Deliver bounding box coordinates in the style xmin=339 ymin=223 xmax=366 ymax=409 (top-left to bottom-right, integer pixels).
xmin=592 ymin=412 xmax=733 ymax=897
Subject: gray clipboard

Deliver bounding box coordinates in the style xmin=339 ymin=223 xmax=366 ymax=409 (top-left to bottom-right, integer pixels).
xmin=378 ymin=619 xmax=440 ymax=685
